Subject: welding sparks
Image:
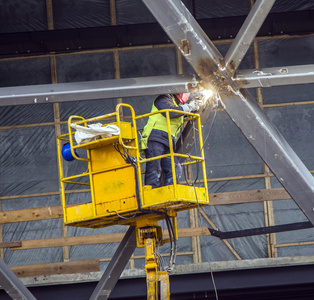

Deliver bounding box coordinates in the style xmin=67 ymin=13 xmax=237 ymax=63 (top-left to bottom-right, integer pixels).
xmin=202 ymin=89 xmax=213 ymax=99
xmin=200 ymin=89 xmax=214 ymax=104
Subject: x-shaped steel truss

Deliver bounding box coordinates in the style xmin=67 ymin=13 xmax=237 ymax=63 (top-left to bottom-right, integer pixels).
xmin=141 ymin=0 xmax=314 ymax=225
xmin=0 ymin=0 xmax=312 ymax=236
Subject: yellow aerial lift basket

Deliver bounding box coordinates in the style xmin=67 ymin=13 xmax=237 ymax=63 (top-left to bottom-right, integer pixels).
xmin=56 ymin=103 xmax=209 ymax=232
xmin=57 ymin=103 xmax=209 ymax=299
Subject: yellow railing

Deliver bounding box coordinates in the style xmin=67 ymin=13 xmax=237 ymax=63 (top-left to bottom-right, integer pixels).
xmin=135 ymin=108 xmax=208 ymax=199
xmin=57 ymin=104 xmax=208 ymax=221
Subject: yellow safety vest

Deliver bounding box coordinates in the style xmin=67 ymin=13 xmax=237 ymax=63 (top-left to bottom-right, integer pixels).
xmin=140 ymin=95 xmax=183 ymax=151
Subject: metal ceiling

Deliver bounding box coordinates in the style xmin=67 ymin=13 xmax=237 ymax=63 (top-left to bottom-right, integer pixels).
xmin=0 ymin=7 xmax=313 ymax=57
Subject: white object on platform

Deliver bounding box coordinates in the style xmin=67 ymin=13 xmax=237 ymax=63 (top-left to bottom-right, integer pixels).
xmin=71 ymin=123 xmax=120 ymax=144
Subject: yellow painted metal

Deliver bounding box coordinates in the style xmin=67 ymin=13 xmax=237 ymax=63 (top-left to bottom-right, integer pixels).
xmin=56 ymin=104 xmax=209 ymax=300
xmin=93 ymin=165 xmax=138 ymax=215
xmin=143 ymin=229 xmax=170 ymax=300
xmin=197 ymin=113 xmax=209 ymax=196
xmin=145 ymin=238 xmax=158 ymax=300
xmin=56 ymin=135 xmax=68 ymax=223
xmin=66 ymin=203 xmax=94 ymax=222
xmin=171 ymin=216 xmax=178 ymax=241
xmin=136 ymin=222 xmax=162 ymax=248
xmin=142 ymin=184 xmax=207 ymax=209
xmin=57 ymin=104 xmax=208 ymax=229
xmin=166 ymin=110 xmax=177 ymax=199
xmin=57 ymin=104 xmax=141 ymax=226
xmin=68 ymin=115 xmax=88 ymax=162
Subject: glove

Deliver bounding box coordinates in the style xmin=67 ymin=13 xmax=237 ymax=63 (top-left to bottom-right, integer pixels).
xmin=180 ymin=100 xmax=200 ymax=112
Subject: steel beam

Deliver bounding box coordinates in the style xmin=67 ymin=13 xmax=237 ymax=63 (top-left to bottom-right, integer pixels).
xmin=1 ymin=66 xmax=314 ymax=108
xmin=235 ymin=64 xmax=314 ymax=88
xmin=221 ymin=88 xmax=314 ymax=224
xmin=0 ymin=257 xmax=37 ymax=300
xmin=89 ymin=226 xmax=136 ymax=300
xmin=225 ymin=0 xmax=276 ymax=74
xmin=142 ymin=0 xmax=314 ymax=224
xmin=0 ymin=74 xmax=196 ymax=107
xmin=141 ymin=0 xmax=230 ymax=91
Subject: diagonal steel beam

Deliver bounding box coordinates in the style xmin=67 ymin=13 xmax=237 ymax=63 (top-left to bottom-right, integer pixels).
xmin=221 ymin=89 xmax=314 ymax=224
xmin=0 ymin=257 xmax=37 ymax=300
xmin=235 ymin=64 xmax=314 ymax=88
xmin=142 ymin=0 xmax=314 ymax=224
xmin=142 ymin=0 xmax=224 ymax=90
xmin=89 ymin=226 xmax=136 ymax=300
xmin=141 ymin=0 xmax=231 ymax=93
xmin=225 ymin=0 xmax=276 ymax=74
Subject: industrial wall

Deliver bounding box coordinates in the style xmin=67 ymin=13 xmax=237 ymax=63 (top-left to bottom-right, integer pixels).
xmin=0 ymin=0 xmax=314 ymax=277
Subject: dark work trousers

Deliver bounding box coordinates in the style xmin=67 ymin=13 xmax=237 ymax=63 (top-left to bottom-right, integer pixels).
xmin=144 ymin=140 xmax=173 ymax=188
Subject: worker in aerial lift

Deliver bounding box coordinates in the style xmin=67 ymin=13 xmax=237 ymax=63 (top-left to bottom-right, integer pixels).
xmin=140 ymin=93 xmax=200 ymax=188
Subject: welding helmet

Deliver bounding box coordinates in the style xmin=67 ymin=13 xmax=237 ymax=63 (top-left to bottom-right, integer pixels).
xmin=176 ymin=93 xmax=190 ymax=104
xmin=61 ymin=143 xmax=78 ymax=161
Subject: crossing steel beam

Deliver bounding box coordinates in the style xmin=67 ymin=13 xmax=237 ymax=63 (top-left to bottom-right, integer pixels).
xmin=89 ymin=226 xmax=136 ymax=300
xmin=0 ymin=74 xmax=196 ymax=107
xmin=235 ymin=64 xmax=314 ymax=88
xmin=225 ymin=0 xmax=276 ymax=74
xmin=0 ymin=257 xmax=37 ymax=300
xmin=1 ymin=66 xmax=314 ymax=107
xmin=142 ymin=0 xmax=314 ymax=224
